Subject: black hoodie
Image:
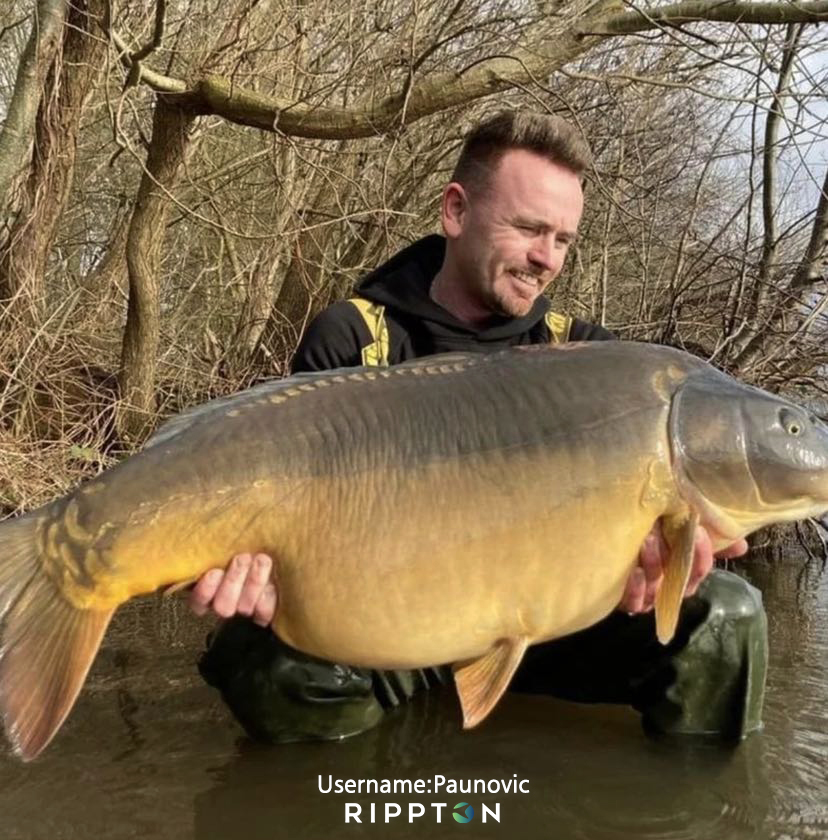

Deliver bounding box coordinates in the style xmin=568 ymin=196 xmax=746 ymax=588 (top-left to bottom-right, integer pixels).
xmin=292 ymin=235 xmax=614 ymax=373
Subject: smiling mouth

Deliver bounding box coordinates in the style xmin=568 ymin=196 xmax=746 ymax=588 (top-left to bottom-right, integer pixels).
xmin=509 ymin=270 xmax=543 ymax=290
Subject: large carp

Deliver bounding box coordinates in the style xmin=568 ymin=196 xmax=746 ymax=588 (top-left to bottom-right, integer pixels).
xmin=1 ymin=342 xmax=827 ymax=761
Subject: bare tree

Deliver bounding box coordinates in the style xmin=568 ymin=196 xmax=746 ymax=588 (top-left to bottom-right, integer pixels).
xmin=0 ymin=0 xmax=826 ymax=471
xmin=0 ymin=0 xmax=65 ymax=213
xmin=0 ymin=0 xmax=107 ymax=325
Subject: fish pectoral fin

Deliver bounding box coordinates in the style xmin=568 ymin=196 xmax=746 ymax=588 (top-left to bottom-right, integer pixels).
xmin=655 ymin=511 xmax=700 ymax=645
xmin=453 ymin=636 xmax=529 ymax=729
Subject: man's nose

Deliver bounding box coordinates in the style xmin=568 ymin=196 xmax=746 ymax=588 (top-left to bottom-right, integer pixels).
xmin=527 ymin=236 xmax=559 ymax=274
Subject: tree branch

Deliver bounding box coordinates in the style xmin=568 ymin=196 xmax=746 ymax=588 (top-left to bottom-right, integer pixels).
xmin=130 ymin=0 xmax=166 ymax=64
xmin=593 ymin=0 xmax=828 ymax=35
xmin=106 ymin=23 xmax=186 ymax=93
xmin=791 ymin=165 xmax=828 ymax=292
xmin=103 ymin=0 xmax=828 ymax=140
xmin=759 ymin=23 xmax=803 ymax=288
xmin=0 ymin=14 xmax=30 ymax=44
xmin=730 ymin=163 xmax=828 ymax=371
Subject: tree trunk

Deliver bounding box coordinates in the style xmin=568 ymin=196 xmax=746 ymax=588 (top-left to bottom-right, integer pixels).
xmin=730 ymin=165 xmax=828 ymax=375
xmin=0 ymin=0 xmax=107 ymax=326
xmin=0 ymin=0 xmax=66 ymax=213
xmin=118 ymin=98 xmax=197 ymax=443
xmin=231 ymin=240 xmax=285 ymax=369
xmin=79 ymin=200 xmax=132 ymax=324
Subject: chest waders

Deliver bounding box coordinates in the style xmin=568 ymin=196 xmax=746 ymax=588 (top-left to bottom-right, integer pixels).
xmin=198 ymin=301 xmax=767 ymax=743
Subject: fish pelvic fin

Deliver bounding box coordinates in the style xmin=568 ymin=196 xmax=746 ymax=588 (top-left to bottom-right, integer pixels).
xmin=0 ymin=513 xmax=114 ymax=761
xmin=161 ymin=575 xmax=201 ymax=596
xmin=655 ymin=511 xmax=699 ymax=645
xmin=453 ymin=636 xmax=529 ymax=729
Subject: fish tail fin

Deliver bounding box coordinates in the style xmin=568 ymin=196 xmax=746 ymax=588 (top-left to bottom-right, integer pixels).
xmin=0 ymin=513 xmax=113 ymax=761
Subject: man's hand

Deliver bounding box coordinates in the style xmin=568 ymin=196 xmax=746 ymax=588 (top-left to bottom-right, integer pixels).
xmin=189 ymin=553 xmax=277 ymax=627
xmin=619 ymin=525 xmax=748 ymax=614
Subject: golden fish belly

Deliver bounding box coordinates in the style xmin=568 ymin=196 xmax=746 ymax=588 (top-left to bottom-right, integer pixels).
xmin=52 ymin=442 xmax=664 ymax=659
xmin=273 ymin=440 xmax=672 ymax=669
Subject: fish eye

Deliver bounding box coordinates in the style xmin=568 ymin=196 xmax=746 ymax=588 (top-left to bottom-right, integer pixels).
xmin=779 ymin=408 xmax=803 ymax=436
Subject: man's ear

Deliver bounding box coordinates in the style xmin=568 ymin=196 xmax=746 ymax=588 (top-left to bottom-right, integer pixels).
xmin=441 ymin=182 xmax=468 ymax=239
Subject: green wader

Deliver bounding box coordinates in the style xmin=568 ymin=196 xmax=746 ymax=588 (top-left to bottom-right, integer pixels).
xmin=198 ymin=570 xmax=766 ymax=742
xmin=199 ymin=304 xmax=767 ymax=742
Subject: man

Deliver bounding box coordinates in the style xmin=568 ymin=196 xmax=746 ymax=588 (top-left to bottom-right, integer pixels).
xmin=192 ymin=111 xmax=764 ymax=743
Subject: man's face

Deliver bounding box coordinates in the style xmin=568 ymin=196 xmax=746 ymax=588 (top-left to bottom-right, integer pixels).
xmin=442 ymin=148 xmax=584 ymax=318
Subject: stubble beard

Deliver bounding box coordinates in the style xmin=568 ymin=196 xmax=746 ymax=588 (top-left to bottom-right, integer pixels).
xmin=490 ymin=290 xmax=533 ymax=318
xmin=489 ymin=270 xmax=541 ymax=318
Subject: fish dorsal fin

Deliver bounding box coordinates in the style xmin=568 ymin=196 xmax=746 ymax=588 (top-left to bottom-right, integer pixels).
xmin=143 ymin=368 xmax=367 ymax=450
xmin=453 ymin=636 xmax=529 ymax=728
xmin=655 ymin=511 xmax=699 ymax=644
xmin=144 ymin=354 xmax=484 ymax=450
xmin=392 ymin=352 xmax=480 ymax=369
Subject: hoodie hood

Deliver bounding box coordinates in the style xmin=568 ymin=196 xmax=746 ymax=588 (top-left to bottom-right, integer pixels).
xmin=355 ymin=234 xmax=551 ymax=342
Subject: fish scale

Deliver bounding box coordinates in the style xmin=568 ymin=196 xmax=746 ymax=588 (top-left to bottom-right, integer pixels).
xmin=0 ymin=342 xmax=827 ymax=760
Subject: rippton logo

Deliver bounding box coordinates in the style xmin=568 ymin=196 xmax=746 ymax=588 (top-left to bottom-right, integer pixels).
xmin=452 ymin=802 xmax=475 ymax=823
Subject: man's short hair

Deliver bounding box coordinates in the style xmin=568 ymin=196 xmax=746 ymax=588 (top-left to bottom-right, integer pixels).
xmin=451 ymin=110 xmax=592 ymax=195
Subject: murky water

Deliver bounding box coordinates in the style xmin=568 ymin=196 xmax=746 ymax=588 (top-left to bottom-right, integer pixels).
xmin=0 ymin=547 xmax=825 ymax=840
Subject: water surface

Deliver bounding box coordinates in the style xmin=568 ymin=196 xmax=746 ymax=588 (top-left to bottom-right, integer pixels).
xmin=0 ymin=546 xmax=825 ymax=839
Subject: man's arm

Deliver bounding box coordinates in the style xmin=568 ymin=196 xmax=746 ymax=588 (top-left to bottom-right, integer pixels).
xmin=569 ymin=318 xmax=616 ymax=342
xmin=291 ymin=301 xmax=370 ymax=372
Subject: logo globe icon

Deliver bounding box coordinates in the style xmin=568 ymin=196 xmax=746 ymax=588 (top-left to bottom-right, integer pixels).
xmin=452 ymin=802 xmax=475 ymax=823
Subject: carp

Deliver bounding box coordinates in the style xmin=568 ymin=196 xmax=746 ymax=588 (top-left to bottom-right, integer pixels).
xmin=0 ymin=342 xmax=827 ymax=761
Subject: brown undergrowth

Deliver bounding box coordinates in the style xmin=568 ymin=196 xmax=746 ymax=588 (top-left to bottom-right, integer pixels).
xmin=0 ymin=304 xmax=285 ymax=518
